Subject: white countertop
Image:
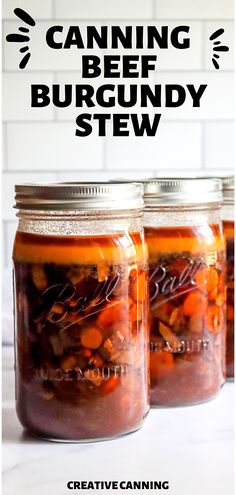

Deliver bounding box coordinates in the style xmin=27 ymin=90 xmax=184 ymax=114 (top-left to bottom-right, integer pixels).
xmin=2 ymin=346 xmax=234 ymax=495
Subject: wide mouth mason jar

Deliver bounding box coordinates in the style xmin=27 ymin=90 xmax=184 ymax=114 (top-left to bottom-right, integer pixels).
xmin=13 ymin=182 xmax=150 ymax=442
xmin=221 ymin=176 xmax=234 ymax=379
xmin=142 ymin=178 xmax=226 ymax=407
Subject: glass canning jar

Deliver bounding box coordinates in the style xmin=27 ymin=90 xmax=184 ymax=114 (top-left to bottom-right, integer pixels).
xmin=221 ymin=176 xmax=234 ymax=379
xmin=13 ymin=182 xmax=150 ymax=441
xmin=143 ymin=178 xmax=226 ymax=406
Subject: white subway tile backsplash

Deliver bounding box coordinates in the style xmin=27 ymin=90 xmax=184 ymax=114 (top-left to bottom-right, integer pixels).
xmin=5 ymin=222 xmax=18 ymax=268
xmin=7 ymin=123 xmax=104 ymax=172
xmin=204 ymin=21 xmax=234 ymax=71
xmin=2 ymin=172 xmax=57 ymax=221
xmin=2 ymin=124 xmax=8 ymax=170
xmin=56 ymin=170 xmax=155 ymax=182
xmin=3 ymin=0 xmax=53 ymax=19
xmin=155 ymin=0 xmax=234 ymax=20
xmin=105 ymin=122 xmax=202 ymax=170
xmin=2 ymin=73 xmax=54 ymax=121
xmin=155 ymin=169 xmax=210 ymax=178
xmin=156 ymin=21 xmax=203 ymax=70
xmin=154 ymin=72 xmax=234 ymax=120
xmin=204 ymin=122 xmax=234 ymax=169
xmin=55 ymin=0 xmax=153 ymax=20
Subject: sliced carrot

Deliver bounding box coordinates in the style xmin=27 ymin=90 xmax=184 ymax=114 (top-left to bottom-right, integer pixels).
xmin=80 ymin=327 xmax=103 ymax=350
xmin=227 ymin=305 xmax=234 ymax=321
xmin=97 ymin=302 xmax=124 ymax=328
xmin=209 ymin=287 xmax=218 ymax=301
xmin=101 ymin=376 xmax=120 ymax=395
xmin=183 ymin=291 xmax=207 ymax=317
xmin=206 ymin=305 xmax=223 ymax=334
xmin=194 ymin=268 xmax=208 ymax=291
xmin=206 ymin=267 xmax=218 ymax=293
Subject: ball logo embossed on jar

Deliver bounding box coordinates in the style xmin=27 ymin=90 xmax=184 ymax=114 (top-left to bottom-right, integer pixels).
xmin=39 ymin=271 xmax=121 ymax=327
xmin=149 ymin=258 xmax=206 ymax=304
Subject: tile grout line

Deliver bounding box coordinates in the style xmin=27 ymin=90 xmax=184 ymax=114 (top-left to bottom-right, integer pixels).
xmin=201 ymin=121 xmax=206 ymax=169
xmin=3 ymin=222 xmax=8 ymax=268
xmin=3 ymin=119 xmax=234 ymax=125
xmin=52 ymin=71 xmax=58 ymax=121
xmin=3 ymin=123 xmax=9 ymax=170
xmin=152 ymin=0 xmax=156 ymax=20
xmin=102 ymin=137 xmax=107 ymax=170
xmin=201 ymin=21 xmax=206 ymax=71
xmin=2 ymin=18 xmax=234 ymax=22
xmin=2 ymin=69 xmax=234 ymax=74
xmin=51 ymin=0 xmax=56 ymax=19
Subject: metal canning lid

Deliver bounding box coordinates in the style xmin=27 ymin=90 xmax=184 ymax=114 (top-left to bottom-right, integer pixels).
xmin=221 ymin=176 xmax=234 ymax=203
xmin=14 ymin=182 xmax=144 ymax=210
xmin=143 ymin=178 xmax=222 ymax=206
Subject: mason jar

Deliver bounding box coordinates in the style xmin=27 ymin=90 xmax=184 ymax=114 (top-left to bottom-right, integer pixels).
xmin=143 ymin=178 xmax=226 ymax=406
xmin=13 ymin=182 xmax=150 ymax=441
xmin=221 ymin=176 xmax=234 ymax=379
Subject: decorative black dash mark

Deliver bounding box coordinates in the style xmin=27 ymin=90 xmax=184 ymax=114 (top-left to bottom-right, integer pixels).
xmin=19 ymin=27 xmax=29 ymax=33
xmin=209 ymin=28 xmax=225 ymax=41
xmin=14 ymin=8 xmax=36 ymax=26
xmin=209 ymin=28 xmax=229 ymax=69
xmin=212 ymin=58 xmax=220 ymax=70
xmin=213 ymin=45 xmax=230 ymax=52
xmin=6 ymin=8 xmax=36 ymax=69
xmin=19 ymin=53 xmax=31 ymax=69
xmin=20 ymin=46 xmax=29 ymax=53
xmin=6 ymin=33 xmax=30 ymax=42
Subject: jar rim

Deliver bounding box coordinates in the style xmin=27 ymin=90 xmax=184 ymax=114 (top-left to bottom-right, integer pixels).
xmin=221 ymin=175 xmax=234 ymax=203
xmin=14 ymin=182 xmax=144 ymax=211
xmin=143 ymin=177 xmax=222 ymax=206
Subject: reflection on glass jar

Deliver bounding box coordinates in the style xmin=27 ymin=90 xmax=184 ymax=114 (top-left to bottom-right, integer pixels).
xmin=13 ymin=183 xmax=149 ymax=441
xmin=221 ymin=176 xmax=234 ymax=380
xmin=143 ymin=178 xmax=226 ymax=406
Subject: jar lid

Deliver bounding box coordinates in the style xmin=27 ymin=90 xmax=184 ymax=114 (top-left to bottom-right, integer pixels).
xmin=14 ymin=182 xmax=144 ymax=211
xmin=221 ymin=175 xmax=234 ymax=203
xmin=143 ymin=178 xmax=222 ymax=206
